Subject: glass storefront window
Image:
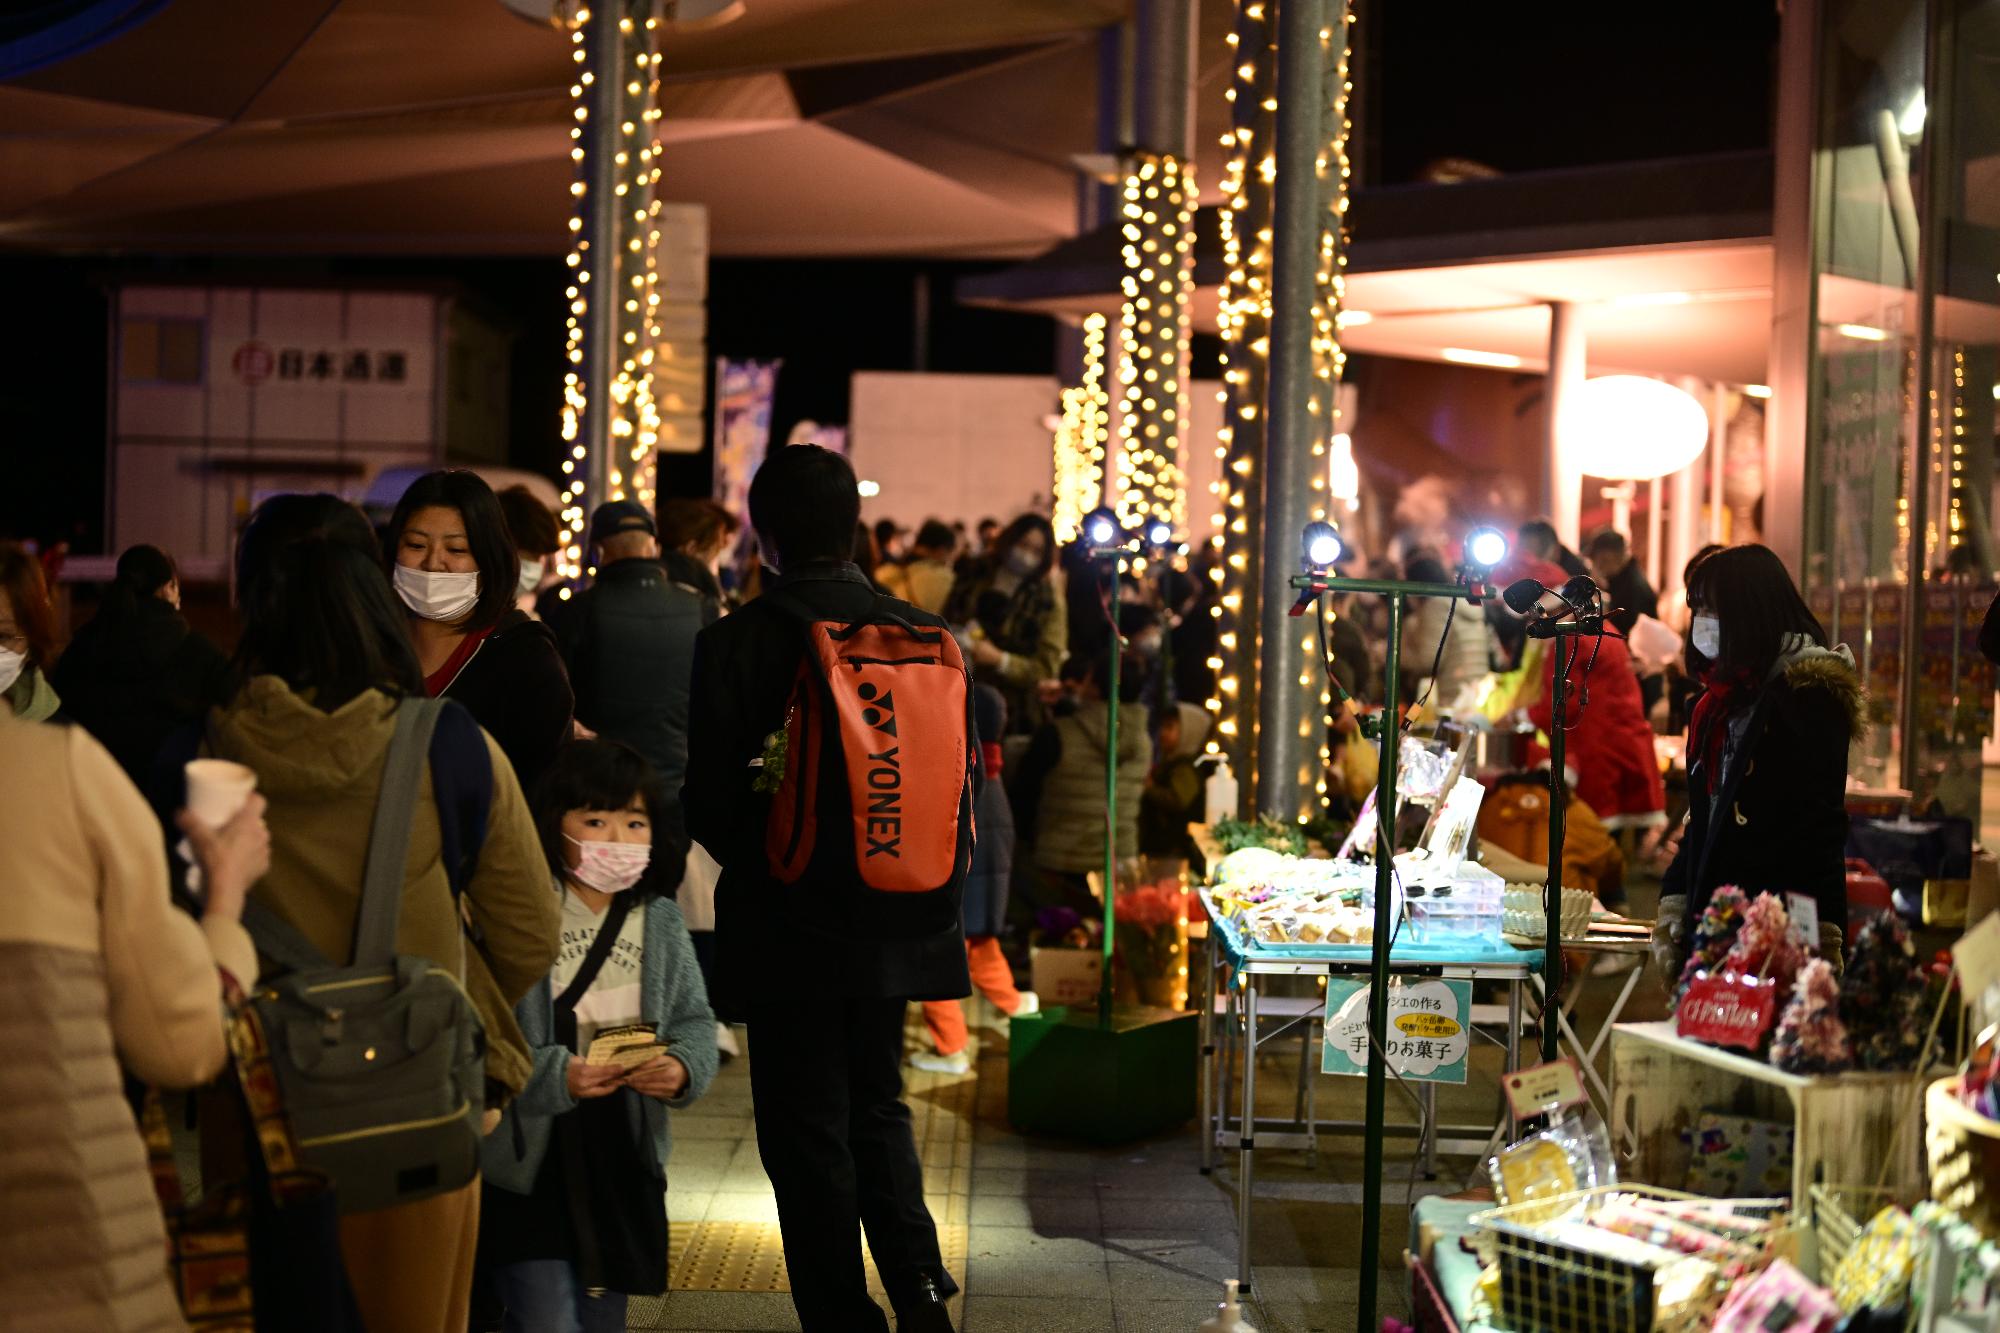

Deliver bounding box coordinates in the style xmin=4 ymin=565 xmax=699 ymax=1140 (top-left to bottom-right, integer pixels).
xmin=1804 ymin=0 xmax=2000 ymax=835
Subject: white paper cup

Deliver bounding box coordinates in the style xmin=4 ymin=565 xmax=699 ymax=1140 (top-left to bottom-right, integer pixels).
xmin=185 ymin=759 xmax=257 ymax=828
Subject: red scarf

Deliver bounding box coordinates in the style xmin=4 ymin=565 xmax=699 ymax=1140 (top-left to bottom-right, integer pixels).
xmin=1687 ymin=667 xmax=1752 ymax=794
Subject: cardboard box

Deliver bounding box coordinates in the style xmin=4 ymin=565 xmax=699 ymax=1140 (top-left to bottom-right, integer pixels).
xmin=1031 ymin=946 xmax=1104 ymax=1009
xmin=1967 ymin=850 xmax=2000 ymax=930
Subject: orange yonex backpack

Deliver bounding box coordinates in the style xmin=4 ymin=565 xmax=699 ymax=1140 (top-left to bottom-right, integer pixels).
xmin=762 ymin=589 xmax=976 ymax=936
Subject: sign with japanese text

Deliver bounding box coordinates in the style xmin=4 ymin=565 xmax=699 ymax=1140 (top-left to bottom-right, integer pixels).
xmin=229 ymin=341 xmax=411 ymax=386
xmin=1322 ymin=977 xmax=1472 ymax=1085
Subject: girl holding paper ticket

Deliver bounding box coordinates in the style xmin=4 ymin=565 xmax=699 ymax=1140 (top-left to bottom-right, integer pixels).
xmin=480 ymin=739 xmax=717 ymax=1333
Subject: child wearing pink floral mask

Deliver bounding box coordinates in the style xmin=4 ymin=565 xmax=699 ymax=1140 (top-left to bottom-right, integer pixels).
xmin=478 ymin=739 xmax=717 ymax=1333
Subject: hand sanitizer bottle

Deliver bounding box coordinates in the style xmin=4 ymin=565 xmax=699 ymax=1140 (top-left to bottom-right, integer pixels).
xmin=1199 ymin=1278 xmax=1257 ymax=1333
xmin=1205 ymin=758 xmax=1239 ymax=827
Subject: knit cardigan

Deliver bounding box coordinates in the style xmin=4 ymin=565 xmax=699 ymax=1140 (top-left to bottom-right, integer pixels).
xmin=481 ymin=888 xmax=719 ymax=1193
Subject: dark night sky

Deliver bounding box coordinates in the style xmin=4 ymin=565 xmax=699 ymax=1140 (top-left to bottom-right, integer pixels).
xmin=0 ymin=5 xmax=1780 ymax=551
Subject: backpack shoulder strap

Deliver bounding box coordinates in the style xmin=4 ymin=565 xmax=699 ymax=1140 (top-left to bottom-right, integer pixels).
xmin=352 ymin=696 xmax=446 ymax=968
xmin=428 ymin=700 xmax=493 ymax=900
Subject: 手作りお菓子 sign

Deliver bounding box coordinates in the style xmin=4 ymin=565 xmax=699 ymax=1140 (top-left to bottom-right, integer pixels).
xmin=1322 ymin=977 xmax=1473 ymax=1084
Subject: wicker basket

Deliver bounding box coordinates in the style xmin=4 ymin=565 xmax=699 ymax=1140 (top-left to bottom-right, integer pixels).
xmin=1470 ymin=1185 xmax=1779 ymax=1333
xmin=1927 ymin=1076 xmax=2000 ymax=1240
xmin=1805 ymin=1184 xmax=1911 ymax=1285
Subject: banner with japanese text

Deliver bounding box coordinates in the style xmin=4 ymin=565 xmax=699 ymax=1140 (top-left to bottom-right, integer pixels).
xmin=1322 ymin=976 xmax=1473 ymax=1084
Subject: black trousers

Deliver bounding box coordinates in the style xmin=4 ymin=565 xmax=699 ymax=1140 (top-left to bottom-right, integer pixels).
xmin=746 ymin=994 xmax=956 ymax=1332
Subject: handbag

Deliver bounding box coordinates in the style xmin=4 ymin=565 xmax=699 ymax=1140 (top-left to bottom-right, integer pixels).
xmin=145 ymin=978 xmax=362 ymax=1332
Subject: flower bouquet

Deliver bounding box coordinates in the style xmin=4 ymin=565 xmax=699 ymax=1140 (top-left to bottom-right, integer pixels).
xmin=1113 ymin=865 xmax=1190 ymax=1010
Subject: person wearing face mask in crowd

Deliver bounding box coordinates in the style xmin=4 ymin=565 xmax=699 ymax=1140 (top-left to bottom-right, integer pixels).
xmin=202 ymin=494 xmax=561 ymax=1333
xmin=658 ymin=496 xmax=742 ymax=619
xmin=945 ymin=514 xmax=1068 ymax=736
xmin=389 ymin=470 xmax=575 ymax=793
xmin=546 ymin=500 xmax=705 ymax=856
xmin=54 ymin=543 xmax=232 ymax=783
xmin=480 ymin=739 xmax=714 ymax=1333
xmin=0 ymin=541 xmax=64 ymax=722
xmin=497 ymin=484 xmax=563 ymax=618
xmin=1653 ymin=544 xmax=1863 ymax=984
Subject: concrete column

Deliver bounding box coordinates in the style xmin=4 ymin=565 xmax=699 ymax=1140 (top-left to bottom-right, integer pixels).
xmin=1545 ymin=301 xmax=1586 ymax=547
xmin=1764 ymin=0 xmax=1820 ymax=575
xmin=1135 ymin=0 xmax=1197 ymax=159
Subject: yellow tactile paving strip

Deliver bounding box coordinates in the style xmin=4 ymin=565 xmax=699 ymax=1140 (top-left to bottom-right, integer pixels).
xmin=666 ymin=1011 xmax=978 ymax=1315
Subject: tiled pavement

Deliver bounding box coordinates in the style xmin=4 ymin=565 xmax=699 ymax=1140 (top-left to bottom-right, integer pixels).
xmin=639 ymin=921 xmax=1671 ymax=1332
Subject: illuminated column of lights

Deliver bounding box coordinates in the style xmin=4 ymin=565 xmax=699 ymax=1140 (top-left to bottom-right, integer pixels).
xmin=1207 ymin=0 xmax=1277 ymax=800
xmin=1949 ymin=347 xmax=1966 ymax=547
xmin=1305 ymin=1 xmax=1356 ymax=800
xmin=1052 ymin=313 xmax=1111 ymax=544
xmin=1115 ymin=153 xmax=1197 ymax=542
xmin=554 ymin=0 xmax=663 ymax=585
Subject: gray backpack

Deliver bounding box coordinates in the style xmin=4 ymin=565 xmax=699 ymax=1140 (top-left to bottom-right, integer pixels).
xmin=240 ymin=697 xmax=487 ymax=1215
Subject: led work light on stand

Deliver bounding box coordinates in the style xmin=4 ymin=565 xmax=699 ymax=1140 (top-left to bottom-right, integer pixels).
xmin=1284 ymin=521 xmax=1525 ymax=1318
xmin=1083 ymin=506 xmax=1134 ymax=1027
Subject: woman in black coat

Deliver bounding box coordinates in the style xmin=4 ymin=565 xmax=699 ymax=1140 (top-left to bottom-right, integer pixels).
xmin=1654 ymin=545 xmax=1864 ymax=980
xmin=387 ymin=470 xmax=576 ymax=793
xmin=53 ymin=545 xmax=231 ymax=781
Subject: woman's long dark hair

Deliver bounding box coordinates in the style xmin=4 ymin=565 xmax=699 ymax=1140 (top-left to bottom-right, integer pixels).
xmin=95 ymin=543 xmax=179 ymax=624
xmin=532 ymin=738 xmax=685 ymax=900
xmin=1685 ymin=544 xmax=1826 ymax=684
xmin=383 ymin=470 xmax=521 ymax=633
xmin=235 ymin=494 xmax=424 ymax=711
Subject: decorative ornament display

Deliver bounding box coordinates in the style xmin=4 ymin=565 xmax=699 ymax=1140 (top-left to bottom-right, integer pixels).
xmin=1720 ymin=892 xmax=1806 ymax=997
xmin=1770 ymin=957 xmax=1853 ymax=1075
xmin=1676 ymin=885 xmax=1750 ymax=1001
xmin=1840 ymin=910 xmax=1930 ymax=1071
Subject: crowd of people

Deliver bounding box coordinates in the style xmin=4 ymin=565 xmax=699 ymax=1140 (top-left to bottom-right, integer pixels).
xmin=0 ymin=440 xmax=1864 ymax=1331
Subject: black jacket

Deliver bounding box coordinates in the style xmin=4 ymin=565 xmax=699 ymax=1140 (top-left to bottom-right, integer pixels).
xmin=1663 ymin=650 xmax=1866 ymax=939
xmin=437 ymin=610 xmax=574 ymax=795
xmin=1605 ymin=561 xmax=1659 ymax=638
xmin=682 ymin=561 xmax=971 ymax=1016
xmin=552 ymin=557 xmax=710 ymax=838
xmin=661 ymin=550 xmax=726 ymax=623
xmin=52 ymin=594 xmax=231 ymax=782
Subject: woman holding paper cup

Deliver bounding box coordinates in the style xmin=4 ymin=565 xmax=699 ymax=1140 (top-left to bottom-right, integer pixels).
xmin=480 ymin=739 xmax=716 ymax=1332
xmin=387 ymin=469 xmax=576 ymax=793
xmin=214 ymin=493 xmax=561 ymax=1333
xmin=0 ymin=704 xmax=269 ymax=1329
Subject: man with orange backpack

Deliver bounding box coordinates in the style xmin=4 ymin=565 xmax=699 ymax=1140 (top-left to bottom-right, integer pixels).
xmin=683 ymin=445 xmax=974 ymax=1333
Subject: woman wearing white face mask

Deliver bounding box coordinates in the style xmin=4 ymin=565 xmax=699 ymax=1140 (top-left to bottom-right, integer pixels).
xmin=0 ymin=542 xmax=64 ymax=722
xmin=388 ymin=471 xmax=575 ymax=792
xmin=480 ymin=739 xmax=716 ymax=1333
xmin=942 ymin=513 xmax=1068 ymax=735
xmin=497 ymin=484 xmax=564 ymax=619
xmin=1655 ymin=544 xmax=1864 ymax=986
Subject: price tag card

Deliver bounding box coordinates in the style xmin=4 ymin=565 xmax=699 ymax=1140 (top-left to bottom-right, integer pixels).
xmin=1503 ymin=1059 xmax=1589 ymax=1120
xmin=1954 ymin=913 xmax=2000 ymax=999
xmin=1786 ymin=893 xmax=1820 ymax=949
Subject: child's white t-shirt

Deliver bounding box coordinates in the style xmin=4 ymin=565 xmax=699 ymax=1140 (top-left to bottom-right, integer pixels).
xmin=551 ymin=884 xmax=647 ymax=1050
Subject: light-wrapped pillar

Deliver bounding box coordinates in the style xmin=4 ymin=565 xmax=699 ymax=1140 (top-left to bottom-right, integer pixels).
xmin=1208 ymin=0 xmax=1277 ymax=808
xmin=556 ymin=0 xmax=665 ymax=582
xmin=1115 ymin=153 xmax=1198 ymax=544
xmin=1053 ymin=313 xmax=1112 ymax=545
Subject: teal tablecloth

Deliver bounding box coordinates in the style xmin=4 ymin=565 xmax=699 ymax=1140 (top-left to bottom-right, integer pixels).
xmin=1202 ymin=889 xmax=1545 ymax=975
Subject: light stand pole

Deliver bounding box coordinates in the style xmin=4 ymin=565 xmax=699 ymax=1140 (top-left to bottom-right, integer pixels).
xmin=1532 ymin=619 xmax=1603 ymax=1063
xmin=1287 ymin=565 xmax=1487 ymax=1331
xmin=1099 ymin=542 xmax=1124 ymax=1027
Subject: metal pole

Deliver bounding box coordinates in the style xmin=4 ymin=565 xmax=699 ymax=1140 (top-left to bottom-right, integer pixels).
xmin=578 ymin=0 xmax=624 ymax=522
xmin=1134 ymin=0 xmax=1196 ymax=159
xmin=1546 ymin=302 xmax=1585 ymax=546
xmin=1357 ymin=588 xmax=1403 ymax=1333
xmin=1256 ymin=0 xmax=1326 ymax=820
xmin=1544 ymin=632 xmax=1570 ymax=1063
xmin=1101 ymin=561 xmax=1121 ymax=1025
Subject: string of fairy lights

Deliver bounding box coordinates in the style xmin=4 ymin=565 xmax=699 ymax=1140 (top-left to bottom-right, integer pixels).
xmin=1114 ymin=152 xmax=1197 ymax=542
xmin=1204 ymin=0 xmax=1354 ymax=819
xmin=1052 ymin=313 xmax=1111 ymax=545
xmin=556 ymin=0 xmax=665 ymax=585
xmin=1208 ymin=0 xmax=1277 ymax=785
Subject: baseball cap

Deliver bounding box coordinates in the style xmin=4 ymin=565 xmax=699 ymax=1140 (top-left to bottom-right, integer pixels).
xmin=589 ymin=499 xmax=656 ymax=547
